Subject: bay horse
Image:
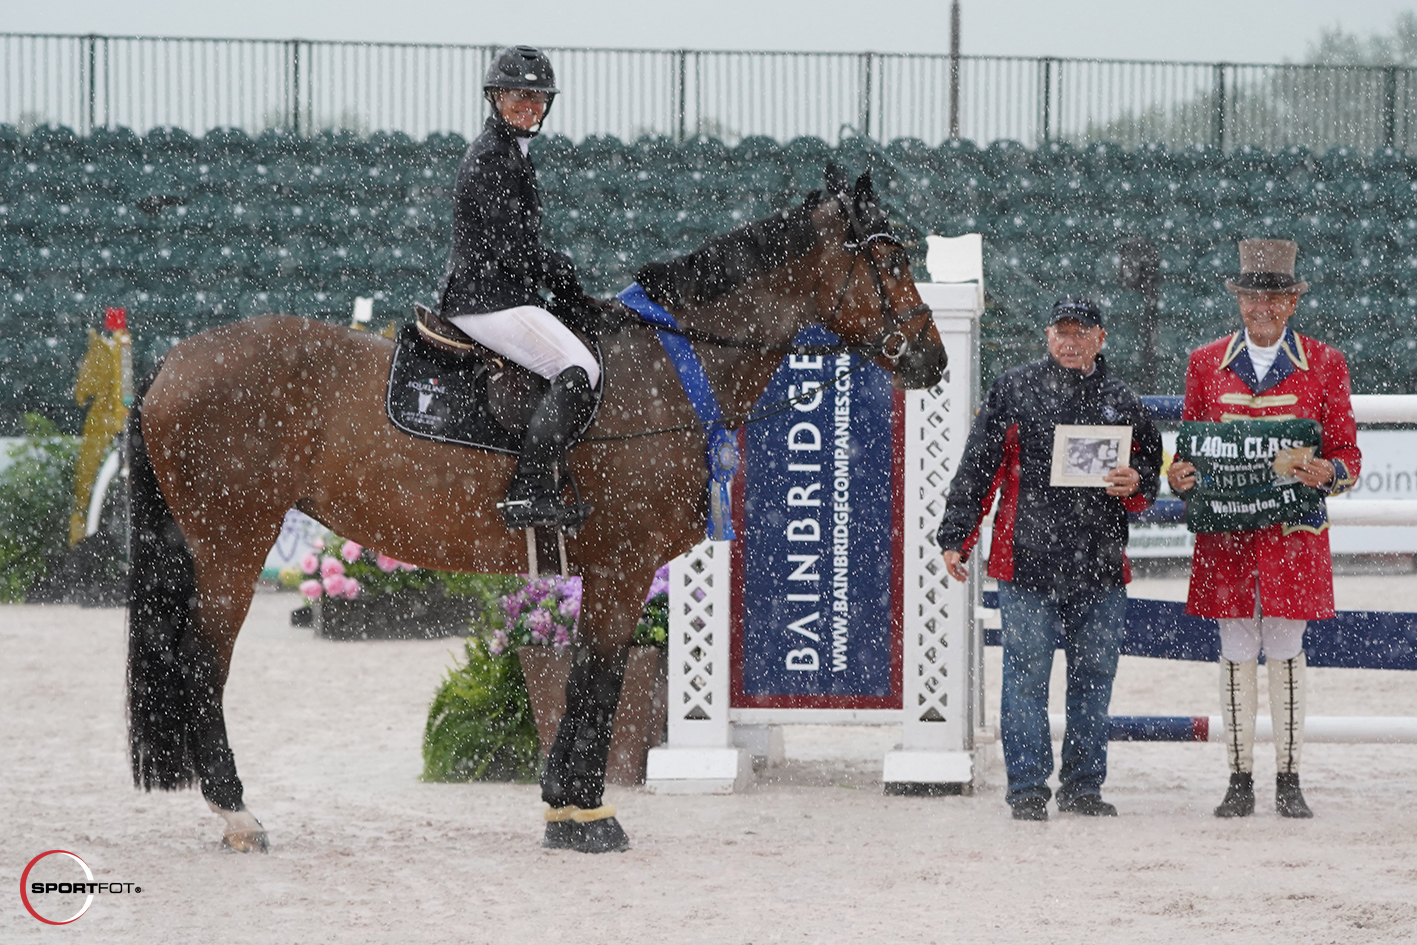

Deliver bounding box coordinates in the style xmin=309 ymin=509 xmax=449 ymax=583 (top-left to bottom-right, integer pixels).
xmin=126 ymin=168 xmax=946 ymax=854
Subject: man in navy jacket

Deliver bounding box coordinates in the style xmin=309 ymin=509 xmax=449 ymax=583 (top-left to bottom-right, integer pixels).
xmin=937 ymin=298 xmax=1162 ymax=821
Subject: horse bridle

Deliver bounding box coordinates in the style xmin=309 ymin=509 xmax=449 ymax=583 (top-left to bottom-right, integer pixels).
xmin=820 ymin=225 xmax=934 ymax=366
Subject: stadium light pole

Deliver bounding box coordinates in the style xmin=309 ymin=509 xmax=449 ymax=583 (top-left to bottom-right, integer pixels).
xmin=949 ymin=1 xmax=960 ymax=140
xmin=1118 ymin=236 xmax=1162 ymax=393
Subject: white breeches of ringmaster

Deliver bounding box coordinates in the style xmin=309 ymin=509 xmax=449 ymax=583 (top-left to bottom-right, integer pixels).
xmin=1216 ymin=581 xmax=1307 ymax=662
xmin=449 ymin=306 xmax=600 ymax=388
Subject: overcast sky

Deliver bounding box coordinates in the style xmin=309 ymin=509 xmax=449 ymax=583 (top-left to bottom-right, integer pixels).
xmin=6 ymin=1 xmax=1414 ymax=64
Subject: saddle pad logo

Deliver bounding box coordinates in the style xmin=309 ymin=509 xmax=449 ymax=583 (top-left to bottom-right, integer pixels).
xmin=418 ymin=392 xmax=434 ymax=413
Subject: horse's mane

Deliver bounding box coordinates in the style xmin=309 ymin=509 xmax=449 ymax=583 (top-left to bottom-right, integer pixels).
xmin=636 ymin=191 xmax=827 ymax=310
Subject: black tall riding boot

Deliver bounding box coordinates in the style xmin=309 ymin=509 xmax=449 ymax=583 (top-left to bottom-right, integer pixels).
xmin=501 ymin=366 xmax=595 ymax=529
xmin=540 ymin=646 xmax=630 ymax=853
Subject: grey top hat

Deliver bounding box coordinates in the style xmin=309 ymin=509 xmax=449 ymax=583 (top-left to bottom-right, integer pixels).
xmin=1224 ymin=238 xmax=1309 ymax=294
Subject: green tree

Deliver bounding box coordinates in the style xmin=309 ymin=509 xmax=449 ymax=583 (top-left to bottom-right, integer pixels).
xmin=0 ymin=415 xmax=78 ymax=601
xmin=1306 ymin=12 xmax=1417 ymax=66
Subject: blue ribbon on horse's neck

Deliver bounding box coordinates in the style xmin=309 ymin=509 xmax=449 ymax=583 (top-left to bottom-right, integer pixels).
xmin=618 ymin=282 xmax=739 ymax=541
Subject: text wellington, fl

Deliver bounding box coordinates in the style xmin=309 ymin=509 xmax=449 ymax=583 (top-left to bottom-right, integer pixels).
xmin=781 ymin=353 xmax=854 ymax=674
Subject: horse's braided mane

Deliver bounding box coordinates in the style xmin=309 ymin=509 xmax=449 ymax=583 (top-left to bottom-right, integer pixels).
xmin=635 ymin=191 xmax=827 ymax=310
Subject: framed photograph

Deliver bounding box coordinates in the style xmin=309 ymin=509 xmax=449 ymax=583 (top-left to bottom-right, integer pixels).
xmin=1049 ymin=424 xmax=1133 ymax=487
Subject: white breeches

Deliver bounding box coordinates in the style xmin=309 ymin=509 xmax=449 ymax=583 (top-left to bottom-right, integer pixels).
xmin=1217 ymin=587 xmax=1307 ymax=663
xmin=449 ymin=306 xmax=600 ymax=388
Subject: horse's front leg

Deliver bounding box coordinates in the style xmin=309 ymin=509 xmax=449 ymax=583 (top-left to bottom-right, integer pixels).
xmin=538 ymin=566 xmax=646 ymax=853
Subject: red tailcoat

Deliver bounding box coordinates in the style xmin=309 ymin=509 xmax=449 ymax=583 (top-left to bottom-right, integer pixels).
xmin=1183 ymin=327 xmax=1360 ymax=620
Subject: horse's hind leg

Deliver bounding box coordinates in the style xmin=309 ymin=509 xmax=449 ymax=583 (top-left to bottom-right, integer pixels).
xmin=185 ymin=540 xmax=273 ymax=852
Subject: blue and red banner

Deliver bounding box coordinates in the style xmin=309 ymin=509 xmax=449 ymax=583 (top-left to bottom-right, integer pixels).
xmin=731 ymin=328 xmax=904 ymax=709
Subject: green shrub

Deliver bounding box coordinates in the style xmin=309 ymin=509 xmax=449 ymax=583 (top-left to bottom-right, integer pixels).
xmin=0 ymin=415 xmax=78 ymax=601
xmin=421 ymin=635 xmax=541 ymax=783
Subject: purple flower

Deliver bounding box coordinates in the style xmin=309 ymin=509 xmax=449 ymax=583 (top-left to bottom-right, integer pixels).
xmin=489 ymin=628 xmax=508 ymax=656
xmin=552 ymin=624 xmax=573 ymax=650
xmin=526 ymin=608 xmax=554 ymax=644
xmin=558 ymin=596 xmax=580 ymax=622
xmin=522 ymin=579 xmax=552 ymax=608
xmin=646 ymin=564 xmax=670 ymax=601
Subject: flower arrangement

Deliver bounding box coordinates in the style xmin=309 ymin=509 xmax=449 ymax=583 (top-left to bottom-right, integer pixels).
xmin=486 ymin=564 xmax=671 ymax=654
xmin=422 ymin=563 xmax=672 ymax=784
xmin=279 ymin=534 xmax=422 ymax=601
xmin=488 ymin=575 xmax=581 ymax=655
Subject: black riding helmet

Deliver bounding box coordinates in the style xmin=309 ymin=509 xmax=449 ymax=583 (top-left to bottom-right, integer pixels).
xmin=483 ymin=45 xmax=558 ymax=136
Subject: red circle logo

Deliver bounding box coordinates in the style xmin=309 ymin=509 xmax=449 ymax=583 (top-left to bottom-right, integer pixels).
xmin=19 ymin=850 xmax=95 ymax=925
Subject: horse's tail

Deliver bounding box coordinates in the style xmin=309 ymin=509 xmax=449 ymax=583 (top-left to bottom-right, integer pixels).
xmin=126 ymin=364 xmax=199 ymax=792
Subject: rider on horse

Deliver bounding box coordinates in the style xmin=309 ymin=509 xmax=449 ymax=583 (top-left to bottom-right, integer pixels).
xmin=438 ymin=45 xmax=603 ymax=530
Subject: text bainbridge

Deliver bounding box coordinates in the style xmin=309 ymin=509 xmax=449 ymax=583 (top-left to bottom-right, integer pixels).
xmin=781 ymin=354 xmax=853 ymax=674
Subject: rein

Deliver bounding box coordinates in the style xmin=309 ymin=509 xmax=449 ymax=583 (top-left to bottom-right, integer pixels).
xmin=580 ymin=352 xmax=881 ymax=444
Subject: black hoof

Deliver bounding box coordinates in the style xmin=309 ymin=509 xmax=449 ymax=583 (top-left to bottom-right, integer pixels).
xmin=542 ymin=817 xmax=630 ymax=853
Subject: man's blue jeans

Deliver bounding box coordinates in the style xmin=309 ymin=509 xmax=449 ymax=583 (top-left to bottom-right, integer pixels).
xmin=998 ymin=581 xmax=1126 ymax=808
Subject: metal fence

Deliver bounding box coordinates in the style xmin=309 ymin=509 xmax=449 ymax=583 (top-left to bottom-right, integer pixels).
xmin=3 ymin=32 xmax=1416 ymax=151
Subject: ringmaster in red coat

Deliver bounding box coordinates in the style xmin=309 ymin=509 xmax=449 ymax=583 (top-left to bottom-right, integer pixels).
xmin=1168 ymin=238 xmax=1360 ymax=821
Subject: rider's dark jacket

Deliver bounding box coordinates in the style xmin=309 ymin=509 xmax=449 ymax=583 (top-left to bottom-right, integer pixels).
xmin=936 ymin=354 xmax=1162 ymax=593
xmin=439 ymin=115 xmax=558 ymax=316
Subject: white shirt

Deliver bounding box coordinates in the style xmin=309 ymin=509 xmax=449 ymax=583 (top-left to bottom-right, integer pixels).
xmin=1245 ymin=331 xmax=1282 ymax=382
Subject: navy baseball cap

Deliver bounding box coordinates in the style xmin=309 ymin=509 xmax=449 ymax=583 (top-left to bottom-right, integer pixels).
xmin=1048 ymin=296 xmax=1103 ymax=328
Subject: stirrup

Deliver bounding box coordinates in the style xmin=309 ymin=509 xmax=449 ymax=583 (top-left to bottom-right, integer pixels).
xmin=497 ymin=495 xmax=592 ymax=531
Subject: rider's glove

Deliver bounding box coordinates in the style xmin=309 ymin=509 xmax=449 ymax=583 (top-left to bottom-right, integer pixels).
xmin=544 ymin=251 xmax=584 ymax=300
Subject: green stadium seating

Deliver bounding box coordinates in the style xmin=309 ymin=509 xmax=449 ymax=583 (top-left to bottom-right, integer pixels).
xmin=4 ymin=126 xmax=1417 ymax=434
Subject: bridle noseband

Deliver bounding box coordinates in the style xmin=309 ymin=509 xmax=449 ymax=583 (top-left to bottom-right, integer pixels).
xmin=822 ymin=228 xmax=933 ymax=366
xmin=818 ymin=186 xmax=935 ymax=365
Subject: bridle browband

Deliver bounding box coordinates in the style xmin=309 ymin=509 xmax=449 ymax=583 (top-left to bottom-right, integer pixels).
xmin=624 ymin=196 xmax=933 ymax=364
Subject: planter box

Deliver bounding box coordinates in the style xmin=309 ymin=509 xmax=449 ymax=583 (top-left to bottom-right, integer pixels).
xmin=517 ymin=646 xmax=667 ymax=785
xmin=309 ymin=586 xmax=482 ymax=641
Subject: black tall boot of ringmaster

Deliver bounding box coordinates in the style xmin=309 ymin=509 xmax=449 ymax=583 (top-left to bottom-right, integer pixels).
xmin=1214 ymin=772 xmax=1255 ymax=818
xmin=502 ymin=366 xmax=594 ymax=529
xmin=1276 ymin=773 xmax=1313 ymax=819
xmin=540 ymin=647 xmax=630 ymax=853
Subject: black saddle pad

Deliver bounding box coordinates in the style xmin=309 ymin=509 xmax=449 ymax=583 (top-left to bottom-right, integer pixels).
xmin=385 ymin=324 xmax=601 ymax=455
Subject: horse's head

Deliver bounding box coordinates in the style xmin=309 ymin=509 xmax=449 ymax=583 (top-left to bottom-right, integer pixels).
xmin=813 ymin=166 xmax=946 ymax=390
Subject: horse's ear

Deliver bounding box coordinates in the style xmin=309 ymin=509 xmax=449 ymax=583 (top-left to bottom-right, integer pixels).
xmin=853 ymin=171 xmax=876 ymax=204
xmin=824 ymin=163 xmax=848 ymax=196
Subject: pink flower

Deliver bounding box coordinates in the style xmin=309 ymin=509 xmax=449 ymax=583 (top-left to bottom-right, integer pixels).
xmin=299 ymin=579 xmax=323 ymax=601
xmin=300 ymin=553 xmax=319 ymax=575
xmin=399 ymin=562 xmax=419 ymax=572
xmin=320 ymin=556 xmax=345 ymax=580
xmin=312 ymin=537 xmax=325 ymax=551
xmin=323 ymin=574 xmax=347 ymax=597
xmin=375 ymin=553 xmax=400 ymax=573
xmin=340 ymin=578 xmax=361 ymax=600
xmin=341 ymin=540 xmax=362 ymax=563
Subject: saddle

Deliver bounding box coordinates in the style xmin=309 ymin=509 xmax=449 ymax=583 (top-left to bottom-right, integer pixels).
xmin=384 ymin=304 xmax=603 ymax=455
